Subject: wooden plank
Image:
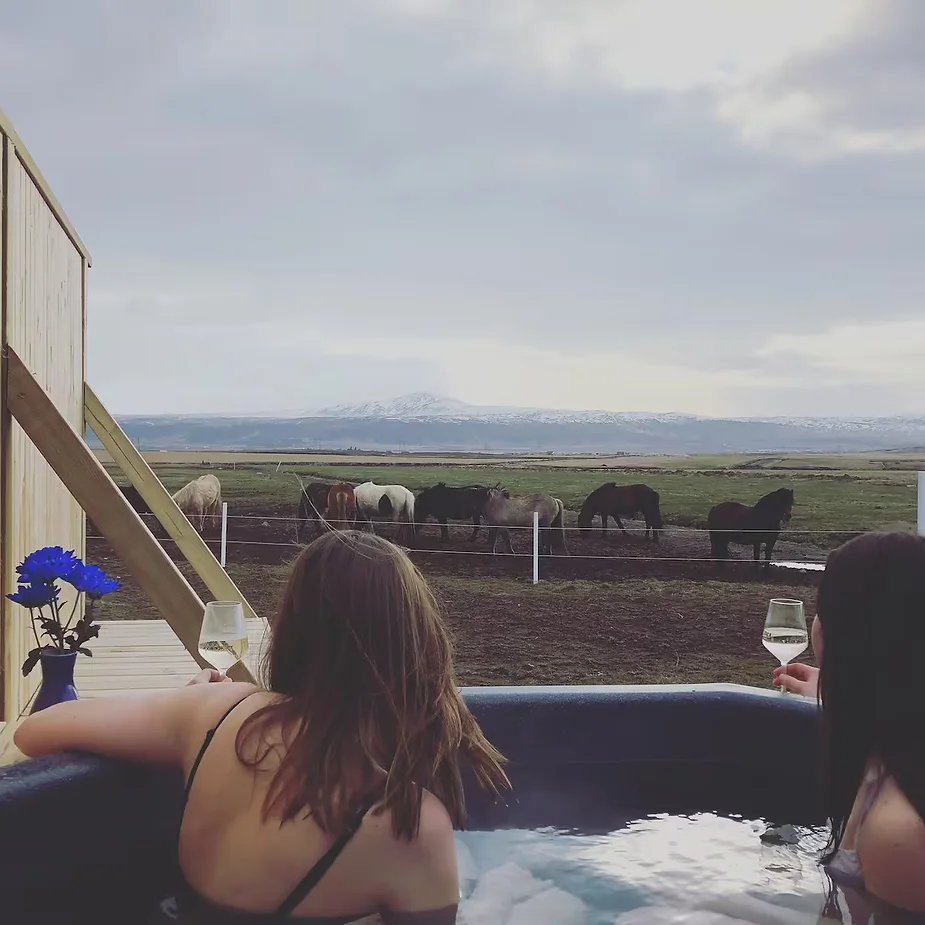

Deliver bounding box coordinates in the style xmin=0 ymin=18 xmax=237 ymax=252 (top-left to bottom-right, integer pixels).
xmin=2 ymin=144 xmax=87 ymax=718
xmin=4 ymin=349 xmax=255 ymax=684
xmin=1 ymin=133 xmax=7 ymax=721
xmin=0 ymin=107 xmax=91 ymax=263
xmin=84 ymin=384 xmax=262 ymax=624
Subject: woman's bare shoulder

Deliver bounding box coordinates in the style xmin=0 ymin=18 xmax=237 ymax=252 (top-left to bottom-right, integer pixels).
xmin=373 ymin=789 xmax=459 ymax=916
xmin=859 ymin=778 xmax=925 ymax=913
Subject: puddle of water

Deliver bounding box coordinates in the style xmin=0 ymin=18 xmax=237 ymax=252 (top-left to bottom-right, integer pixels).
xmin=773 ymin=561 xmax=825 ymax=572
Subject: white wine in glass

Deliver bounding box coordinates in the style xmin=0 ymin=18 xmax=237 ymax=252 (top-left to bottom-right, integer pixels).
xmin=198 ymin=601 xmax=249 ymax=675
xmin=762 ymin=598 xmax=808 ymax=692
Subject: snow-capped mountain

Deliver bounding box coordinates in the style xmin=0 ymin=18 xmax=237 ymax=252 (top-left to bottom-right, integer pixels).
xmin=312 ymin=392 xmax=708 ymax=425
xmin=101 ymin=392 xmax=925 ymax=454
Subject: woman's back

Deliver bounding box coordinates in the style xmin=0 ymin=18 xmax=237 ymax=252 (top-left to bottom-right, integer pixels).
xmin=170 ymin=684 xmax=461 ymax=923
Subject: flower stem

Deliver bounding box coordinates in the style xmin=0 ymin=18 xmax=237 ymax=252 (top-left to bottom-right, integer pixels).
xmin=29 ymin=607 xmax=42 ymax=651
xmin=49 ymin=590 xmax=64 ymax=649
xmin=61 ymin=592 xmax=82 ymax=640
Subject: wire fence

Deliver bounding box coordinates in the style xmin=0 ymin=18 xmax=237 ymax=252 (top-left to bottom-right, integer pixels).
xmin=84 ymin=528 xmax=828 ymax=568
xmin=90 ymin=509 xmax=870 ymax=537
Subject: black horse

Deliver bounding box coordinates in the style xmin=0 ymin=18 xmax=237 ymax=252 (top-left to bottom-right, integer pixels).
xmin=706 ymin=487 xmax=794 ymax=573
xmin=414 ymin=483 xmax=498 ymax=543
xmin=577 ymin=482 xmax=664 ymax=542
xmin=296 ymin=481 xmax=374 ymax=543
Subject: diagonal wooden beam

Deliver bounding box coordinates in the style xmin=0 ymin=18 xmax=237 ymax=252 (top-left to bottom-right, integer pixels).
xmin=4 ymin=347 xmax=255 ymax=683
xmin=84 ymin=384 xmax=261 ymax=624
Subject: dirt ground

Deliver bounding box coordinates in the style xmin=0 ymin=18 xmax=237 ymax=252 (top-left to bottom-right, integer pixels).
xmin=86 ymin=502 xmax=822 ymax=690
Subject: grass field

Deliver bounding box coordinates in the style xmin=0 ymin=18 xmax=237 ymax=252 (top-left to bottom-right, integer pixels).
xmin=88 ymin=451 xmax=922 ymax=690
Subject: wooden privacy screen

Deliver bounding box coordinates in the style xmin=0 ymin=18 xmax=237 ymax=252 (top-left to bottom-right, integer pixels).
xmin=5 ymin=347 xmax=257 ymax=686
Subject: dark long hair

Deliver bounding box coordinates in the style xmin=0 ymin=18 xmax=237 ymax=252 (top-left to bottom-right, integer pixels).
xmin=234 ymin=530 xmax=510 ymax=841
xmin=817 ymin=531 xmax=925 ymax=863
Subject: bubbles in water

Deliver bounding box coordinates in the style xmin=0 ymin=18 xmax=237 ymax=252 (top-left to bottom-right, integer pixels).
xmin=456 ymin=855 xmax=587 ymax=925
xmin=455 ymin=815 xmax=829 ymax=925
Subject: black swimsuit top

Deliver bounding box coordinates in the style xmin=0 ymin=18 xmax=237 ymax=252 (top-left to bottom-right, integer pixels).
xmin=169 ymin=694 xmax=387 ymax=923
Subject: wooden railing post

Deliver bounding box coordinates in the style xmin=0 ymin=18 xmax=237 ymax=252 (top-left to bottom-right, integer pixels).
xmin=5 ymin=349 xmax=256 ymax=683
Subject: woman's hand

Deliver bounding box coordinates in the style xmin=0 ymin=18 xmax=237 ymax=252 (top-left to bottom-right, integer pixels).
xmin=773 ymin=663 xmax=819 ymax=699
xmin=187 ymin=668 xmax=232 ymax=686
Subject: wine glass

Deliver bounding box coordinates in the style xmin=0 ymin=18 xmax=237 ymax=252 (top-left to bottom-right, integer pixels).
xmin=198 ymin=601 xmax=249 ymax=676
xmin=762 ymin=599 xmax=808 ymax=695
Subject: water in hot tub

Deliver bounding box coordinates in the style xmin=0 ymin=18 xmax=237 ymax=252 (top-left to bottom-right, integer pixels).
xmin=455 ymin=812 xmax=834 ymax=924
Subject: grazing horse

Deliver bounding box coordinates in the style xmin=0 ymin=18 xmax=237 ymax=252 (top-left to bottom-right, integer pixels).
xmin=481 ymin=489 xmax=568 ymax=556
xmin=324 ymin=482 xmax=357 ymax=532
xmin=172 ymin=474 xmax=222 ymax=533
xmin=354 ymin=481 xmax=416 ymax=545
xmin=296 ymin=481 xmax=333 ymax=542
xmin=577 ymin=482 xmax=664 ymax=542
xmin=296 ymin=480 xmax=374 ymax=542
xmin=707 ymin=487 xmax=794 ymax=573
xmin=414 ymin=483 xmax=496 ymax=543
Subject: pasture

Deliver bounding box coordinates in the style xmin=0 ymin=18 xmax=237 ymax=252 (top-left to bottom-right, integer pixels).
xmin=86 ymin=452 xmax=923 ymax=690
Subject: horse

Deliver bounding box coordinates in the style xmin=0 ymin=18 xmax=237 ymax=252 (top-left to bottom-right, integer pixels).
xmin=481 ymin=489 xmax=568 ymax=556
xmin=706 ymin=487 xmax=794 ymax=573
xmin=354 ymin=481 xmax=416 ymax=545
xmin=296 ymin=480 xmax=374 ymax=542
xmin=577 ymin=482 xmax=664 ymax=542
xmin=324 ymin=482 xmax=358 ymax=532
xmin=172 ymin=474 xmax=222 ymax=533
xmin=414 ymin=483 xmax=496 ymax=543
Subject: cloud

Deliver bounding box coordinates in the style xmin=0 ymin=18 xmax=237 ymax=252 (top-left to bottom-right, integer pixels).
xmin=2 ymin=0 xmax=923 ymax=418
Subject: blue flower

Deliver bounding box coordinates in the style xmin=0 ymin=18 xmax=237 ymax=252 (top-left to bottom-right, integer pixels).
xmin=6 ymin=582 xmax=59 ymax=609
xmin=67 ymin=563 xmax=120 ymax=599
xmin=16 ymin=546 xmax=83 ymax=585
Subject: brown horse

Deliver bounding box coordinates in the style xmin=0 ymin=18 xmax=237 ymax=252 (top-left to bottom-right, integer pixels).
xmin=577 ymin=482 xmax=664 ymax=542
xmin=707 ymin=487 xmax=794 ymax=573
xmin=324 ymin=482 xmax=357 ymax=532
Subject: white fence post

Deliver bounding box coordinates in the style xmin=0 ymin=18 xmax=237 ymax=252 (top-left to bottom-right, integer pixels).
xmin=918 ymin=471 xmax=925 ymax=536
xmin=533 ymin=510 xmax=539 ymax=584
xmin=220 ymin=502 xmax=229 ymax=567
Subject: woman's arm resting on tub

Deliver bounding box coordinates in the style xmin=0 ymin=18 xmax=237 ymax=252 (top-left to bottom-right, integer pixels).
xmin=13 ymin=680 xmax=258 ymax=766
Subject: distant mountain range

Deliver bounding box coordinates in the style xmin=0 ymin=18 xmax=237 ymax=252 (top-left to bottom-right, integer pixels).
xmin=90 ymin=392 xmax=925 ymax=455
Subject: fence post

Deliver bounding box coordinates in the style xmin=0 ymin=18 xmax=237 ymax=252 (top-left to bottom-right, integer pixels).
xmin=220 ymin=502 xmax=229 ymax=567
xmin=918 ymin=471 xmax=925 ymax=536
xmin=533 ymin=510 xmax=539 ymax=584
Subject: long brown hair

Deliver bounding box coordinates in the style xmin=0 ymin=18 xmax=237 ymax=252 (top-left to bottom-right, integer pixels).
xmin=816 ymin=531 xmax=925 ymax=863
xmin=235 ymin=530 xmax=510 ymax=840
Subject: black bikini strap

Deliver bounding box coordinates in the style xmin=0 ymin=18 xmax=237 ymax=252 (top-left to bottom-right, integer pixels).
xmin=274 ymin=793 xmax=380 ymax=917
xmin=184 ymin=693 xmax=255 ymax=802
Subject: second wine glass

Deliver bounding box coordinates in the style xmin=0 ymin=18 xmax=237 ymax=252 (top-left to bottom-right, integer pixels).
xmin=762 ymin=598 xmax=808 ymax=694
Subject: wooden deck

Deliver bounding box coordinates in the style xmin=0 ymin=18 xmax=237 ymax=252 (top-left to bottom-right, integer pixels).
xmin=73 ymin=619 xmax=270 ymax=697
xmin=0 ymin=619 xmax=269 ymax=766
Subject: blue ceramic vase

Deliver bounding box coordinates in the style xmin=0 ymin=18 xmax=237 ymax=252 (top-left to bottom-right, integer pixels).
xmin=30 ymin=650 xmax=79 ymax=713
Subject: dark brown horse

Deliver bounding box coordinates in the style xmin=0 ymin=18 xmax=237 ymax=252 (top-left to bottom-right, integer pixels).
xmin=707 ymin=487 xmax=794 ymax=573
xmin=577 ymin=482 xmax=664 ymax=542
xmin=414 ymin=483 xmax=499 ymax=543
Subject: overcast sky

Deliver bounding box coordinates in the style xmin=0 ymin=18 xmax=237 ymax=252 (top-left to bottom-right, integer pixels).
xmin=2 ymin=0 xmax=924 ymax=418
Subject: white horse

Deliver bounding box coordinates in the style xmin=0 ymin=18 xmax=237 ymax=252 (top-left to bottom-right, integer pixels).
xmin=482 ymin=489 xmax=569 ymax=555
xmin=354 ymin=481 xmax=416 ymax=545
xmin=172 ymin=473 xmax=222 ymax=533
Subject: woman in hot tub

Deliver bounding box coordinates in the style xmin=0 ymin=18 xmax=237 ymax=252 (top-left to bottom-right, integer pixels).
xmin=15 ymin=531 xmax=512 ymax=923
xmin=774 ymin=531 xmax=925 ymax=917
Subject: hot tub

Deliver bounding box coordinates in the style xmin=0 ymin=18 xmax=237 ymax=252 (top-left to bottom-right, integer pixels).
xmin=0 ymin=684 xmax=822 ymax=923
